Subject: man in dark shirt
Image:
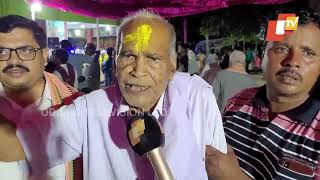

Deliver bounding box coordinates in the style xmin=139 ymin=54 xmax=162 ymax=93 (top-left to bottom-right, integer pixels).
xmin=206 ymin=9 xmax=320 ymax=180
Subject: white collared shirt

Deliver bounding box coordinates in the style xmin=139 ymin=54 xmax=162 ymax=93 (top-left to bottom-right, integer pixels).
xmin=17 ymin=72 xmax=227 ymax=180
xmin=117 ymin=92 xmax=165 ymax=119
xmin=0 ymin=81 xmax=66 ymax=180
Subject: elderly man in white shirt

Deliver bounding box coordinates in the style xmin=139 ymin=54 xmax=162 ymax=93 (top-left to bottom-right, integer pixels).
xmin=0 ymin=10 xmax=227 ymax=180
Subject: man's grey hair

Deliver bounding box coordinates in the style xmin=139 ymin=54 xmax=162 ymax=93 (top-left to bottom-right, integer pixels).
xmin=116 ymin=9 xmax=177 ymax=60
xmin=229 ymin=50 xmax=246 ymax=66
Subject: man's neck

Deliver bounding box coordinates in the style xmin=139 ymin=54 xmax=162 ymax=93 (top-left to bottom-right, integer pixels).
xmin=226 ymin=64 xmax=247 ymax=74
xmin=267 ymin=88 xmax=309 ymax=113
xmin=4 ymin=78 xmax=46 ymax=108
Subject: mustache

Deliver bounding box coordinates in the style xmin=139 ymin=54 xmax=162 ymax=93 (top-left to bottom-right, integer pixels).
xmin=275 ymin=68 xmax=302 ymax=81
xmin=2 ymin=64 xmax=30 ymax=73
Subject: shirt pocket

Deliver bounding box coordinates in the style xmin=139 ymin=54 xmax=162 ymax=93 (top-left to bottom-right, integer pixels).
xmin=274 ymin=155 xmax=317 ymax=180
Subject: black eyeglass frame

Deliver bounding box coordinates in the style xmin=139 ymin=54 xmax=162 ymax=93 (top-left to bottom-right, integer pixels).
xmin=0 ymin=47 xmax=43 ymax=61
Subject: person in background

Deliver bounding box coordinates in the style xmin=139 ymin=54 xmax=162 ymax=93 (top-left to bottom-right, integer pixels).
xmin=245 ymin=46 xmax=254 ymax=73
xmin=187 ymin=43 xmax=199 ymax=75
xmin=102 ymin=47 xmax=114 ymax=87
xmin=177 ymin=43 xmax=189 ymax=72
xmin=254 ymin=51 xmax=262 ymax=73
xmin=196 ymin=48 xmax=206 ymax=74
xmin=84 ymin=43 xmax=96 ymax=57
xmin=98 ymin=49 xmax=109 ymax=85
xmin=51 ymin=48 xmax=78 ymax=88
xmin=45 ymin=61 xmax=57 ymax=73
xmin=202 ymin=52 xmax=220 ymax=84
xmin=201 ymin=48 xmax=219 ymax=76
xmin=212 ymin=50 xmax=257 ymax=111
xmin=79 ymin=43 xmax=98 ymax=92
xmin=60 ymin=40 xmax=74 ymax=53
xmin=87 ymin=50 xmax=101 ymax=91
xmin=60 ymin=40 xmax=91 ymax=90
xmin=84 ymin=43 xmax=100 ymax=91
xmin=220 ymin=47 xmax=231 ymax=70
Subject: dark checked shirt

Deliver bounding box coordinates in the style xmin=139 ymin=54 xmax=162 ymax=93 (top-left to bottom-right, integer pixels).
xmin=223 ymin=86 xmax=320 ymax=180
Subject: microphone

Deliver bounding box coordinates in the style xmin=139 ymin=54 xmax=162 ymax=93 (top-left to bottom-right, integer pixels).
xmin=127 ymin=111 xmax=174 ymax=180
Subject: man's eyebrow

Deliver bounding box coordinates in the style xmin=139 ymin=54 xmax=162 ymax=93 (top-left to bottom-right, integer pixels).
xmin=17 ymin=45 xmax=35 ymax=49
xmin=301 ymin=45 xmax=318 ymax=53
xmin=119 ymin=50 xmax=136 ymax=55
xmin=0 ymin=45 xmax=34 ymax=49
xmin=144 ymin=52 xmax=162 ymax=58
xmin=272 ymin=42 xmax=289 ymax=47
xmin=120 ymin=50 xmax=132 ymax=53
xmin=300 ymin=45 xmax=313 ymax=50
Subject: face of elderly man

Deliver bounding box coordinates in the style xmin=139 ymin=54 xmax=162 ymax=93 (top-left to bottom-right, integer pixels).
xmin=116 ymin=18 xmax=176 ymax=111
xmin=263 ymin=23 xmax=320 ymax=97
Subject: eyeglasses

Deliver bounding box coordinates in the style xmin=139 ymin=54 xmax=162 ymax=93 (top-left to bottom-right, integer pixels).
xmin=0 ymin=47 xmax=43 ymax=61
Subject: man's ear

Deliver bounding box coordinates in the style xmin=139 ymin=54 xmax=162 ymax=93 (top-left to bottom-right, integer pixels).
xmin=42 ymin=48 xmax=49 ymax=64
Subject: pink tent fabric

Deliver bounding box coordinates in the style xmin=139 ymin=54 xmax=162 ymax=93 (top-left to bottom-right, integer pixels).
xmin=29 ymin=0 xmax=293 ymax=19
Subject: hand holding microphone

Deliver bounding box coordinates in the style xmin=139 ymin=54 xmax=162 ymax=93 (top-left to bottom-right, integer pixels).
xmin=127 ymin=111 xmax=174 ymax=180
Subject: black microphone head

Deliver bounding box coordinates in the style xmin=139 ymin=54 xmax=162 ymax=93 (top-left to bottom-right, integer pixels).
xmin=127 ymin=112 xmax=164 ymax=156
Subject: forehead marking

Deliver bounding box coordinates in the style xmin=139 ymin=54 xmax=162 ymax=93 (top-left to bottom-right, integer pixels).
xmin=124 ymin=24 xmax=153 ymax=52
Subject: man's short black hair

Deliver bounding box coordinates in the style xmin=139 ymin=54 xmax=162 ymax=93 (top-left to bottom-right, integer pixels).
xmin=268 ymin=8 xmax=320 ymax=29
xmin=106 ymin=47 xmax=114 ymax=56
xmin=0 ymin=15 xmax=47 ymax=48
xmin=60 ymin=40 xmax=72 ymax=50
xmin=85 ymin=43 xmax=96 ymax=50
xmin=296 ymin=9 xmax=320 ymax=28
xmin=53 ymin=48 xmax=69 ymax=64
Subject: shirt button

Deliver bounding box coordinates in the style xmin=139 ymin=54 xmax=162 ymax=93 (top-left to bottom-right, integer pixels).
xmin=262 ymin=113 xmax=267 ymax=119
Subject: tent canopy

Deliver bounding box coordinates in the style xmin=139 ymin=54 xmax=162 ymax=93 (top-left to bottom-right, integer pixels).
xmin=29 ymin=0 xmax=293 ymax=20
xmin=1 ymin=0 xmax=119 ymax=24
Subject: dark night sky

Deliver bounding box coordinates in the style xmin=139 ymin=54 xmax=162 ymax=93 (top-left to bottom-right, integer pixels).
xmin=169 ymin=0 xmax=309 ymax=46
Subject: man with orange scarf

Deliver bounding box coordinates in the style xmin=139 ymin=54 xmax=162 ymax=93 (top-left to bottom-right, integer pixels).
xmin=0 ymin=15 xmax=82 ymax=180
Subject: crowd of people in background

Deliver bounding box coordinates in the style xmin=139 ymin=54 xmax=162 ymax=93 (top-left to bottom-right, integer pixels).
xmin=44 ymin=39 xmax=115 ymax=94
xmin=177 ymin=43 xmax=263 ymax=75
xmin=0 ymin=7 xmax=319 ymax=180
xmin=45 ymin=33 xmax=264 ymax=101
xmin=45 ymin=29 xmax=263 ymax=103
xmin=175 ymin=42 xmax=263 ymax=109
xmin=46 ymin=33 xmax=265 ymax=98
